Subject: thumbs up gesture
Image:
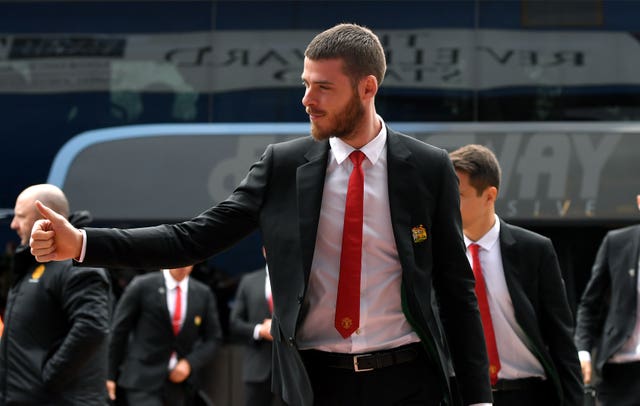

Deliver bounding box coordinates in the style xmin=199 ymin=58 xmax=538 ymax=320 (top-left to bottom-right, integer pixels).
xmin=30 ymin=201 xmax=84 ymax=262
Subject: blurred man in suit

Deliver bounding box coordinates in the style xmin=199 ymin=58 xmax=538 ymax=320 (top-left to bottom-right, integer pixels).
xmin=106 ymin=265 xmax=222 ymax=406
xmin=230 ymin=248 xmax=284 ymax=406
xmin=449 ymin=144 xmax=583 ymax=405
xmin=575 ymin=194 xmax=640 ymax=406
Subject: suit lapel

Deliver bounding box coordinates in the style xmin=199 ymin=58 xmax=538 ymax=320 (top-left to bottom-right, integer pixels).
xmin=499 ymin=221 xmax=542 ymax=349
xmin=181 ymin=281 xmax=198 ymax=335
xmin=156 ymin=273 xmax=174 ymax=334
xmin=498 ymin=221 xmax=528 ymax=315
xmin=297 ymin=140 xmax=329 ymax=283
xmin=386 ymin=129 xmax=418 ymax=273
xmin=622 ymin=226 xmax=640 ymax=300
xmin=499 ymin=220 xmax=521 ymax=289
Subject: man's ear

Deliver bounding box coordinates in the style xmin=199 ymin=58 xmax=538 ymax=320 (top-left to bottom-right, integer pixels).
xmin=361 ymin=75 xmax=378 ymax=99
xmin=485 ymin=186 xmax=498 ymax=204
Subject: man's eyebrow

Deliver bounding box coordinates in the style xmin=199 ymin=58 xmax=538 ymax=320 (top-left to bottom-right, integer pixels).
xmin=303 ymin=79 xmax=334 ymax=86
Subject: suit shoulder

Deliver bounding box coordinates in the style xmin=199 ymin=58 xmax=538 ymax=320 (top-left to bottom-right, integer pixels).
xmin=606 ymin=224 xmax=640 ymax=241
xmin=502 ymin=221 xmax=552 ymax=246
xmin=47 ymin=261 xmax=108 ymax=285
xmin=189 ymin=277 xmax=215 ymax=295
xmin=271 ymin=135 xmax=317 ymax=153
xmin=127 ymin=271 xmax=162 ymax=288
xmin=390 ymin=129 xmax=447 ymax=157
xmin=70 ymin=264 xmax=110 ymax=282
xmin=263 ymin=136 xmax=325 ymax=169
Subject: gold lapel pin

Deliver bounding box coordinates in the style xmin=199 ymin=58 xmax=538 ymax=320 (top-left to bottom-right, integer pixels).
xmin=412 ymin=225 xmax=427 ymax=243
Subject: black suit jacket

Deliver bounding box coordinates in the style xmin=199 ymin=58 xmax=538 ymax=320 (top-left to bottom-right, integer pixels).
xmin=108 ymin=271 xmax=222 ymax=392
xmin=498 ymin=219 xmax=584 ymax=405
xmin=84 ymin=128 xmax=492 ymax=405
xmin=575 ymin=224 xmax=640 ymax=374
xmin=230 ymin=269 xmax=273 ymax=383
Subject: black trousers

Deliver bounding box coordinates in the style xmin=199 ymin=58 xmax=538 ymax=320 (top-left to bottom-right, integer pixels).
xmin=491 ymin=378 xmax=555 ymax=406
xmin=300 ymin=345 xmax=444 ymax=406
xmin=598 ymin=361 xmax=640 ymax=406
xmin=124 ymin=382 xmax=188 ymax=406
xmin=244 ymin=379 xmax=286 ymax=406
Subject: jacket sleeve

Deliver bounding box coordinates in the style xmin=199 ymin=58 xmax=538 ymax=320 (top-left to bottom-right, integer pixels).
xmin=575 ymin=234 xmax=611 ymax=353
xmin=184 ymin=287 xmax=223 ymax=372
xmin=537 ymin=238 xmax=584 ymax=406
xmin=229 ymin=276 xmax=259 ymax=343
xmin=107 ymin=276 xmax=144 ymax=381
xmin=41 ymin=266 xmax=111 ymax=389
xmin=430 ymin=149 xmax=492 ymax=404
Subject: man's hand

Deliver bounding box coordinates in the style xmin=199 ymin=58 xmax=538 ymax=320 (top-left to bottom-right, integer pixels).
xmin=106 ymin=380 xmax=116 ymax=401
xmin=259 ymin=318 xmax=273 ymax=341
xmin=30 ymin=201 xmax=83 ymax=262
xmin=169 ymin=359 xmax=192 ymax=383
xmin=581 ymin=359 xmax=592 ymax=385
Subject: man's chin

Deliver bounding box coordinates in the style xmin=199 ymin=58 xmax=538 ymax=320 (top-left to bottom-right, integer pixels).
xmin=310 ymin=124 xmax=331 ymax=141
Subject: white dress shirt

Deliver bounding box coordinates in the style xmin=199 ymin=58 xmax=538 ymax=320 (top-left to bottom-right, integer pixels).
xmin=252 ymin=266 xmax=272 ymax=341
xmin=297 ymin=117 xmax=419 ymax=353
xmin=464 ymin=215 xmax=546 ymax=380
xmin=163 ymin=269 xmax=189 ymax=369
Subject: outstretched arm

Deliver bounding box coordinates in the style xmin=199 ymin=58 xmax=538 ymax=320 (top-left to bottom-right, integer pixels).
xmin=30 ymin=201 xmax=84 ymax=262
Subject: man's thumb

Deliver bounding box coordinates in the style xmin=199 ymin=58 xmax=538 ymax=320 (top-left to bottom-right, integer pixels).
xmin=35 ymin=200 xmax=60 ymax=222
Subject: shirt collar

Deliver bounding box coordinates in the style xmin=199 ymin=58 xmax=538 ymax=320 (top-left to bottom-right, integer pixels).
xmin=329 ymin=115 xmax=386 ymax=166
xmin=464 ymin=214 xmax=501 ymax=251
xmin=162 ymin=269 xmax=189 ymax=291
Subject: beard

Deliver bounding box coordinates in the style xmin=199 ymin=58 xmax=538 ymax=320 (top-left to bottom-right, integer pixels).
xmin=310 ymin=90 xmax=365 ymax=142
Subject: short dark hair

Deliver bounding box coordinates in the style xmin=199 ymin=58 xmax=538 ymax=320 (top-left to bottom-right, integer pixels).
xmin=449 ymin=144 xmax=501 ymax=196
xmin=304 ymin=23 xmax=386 ymax=87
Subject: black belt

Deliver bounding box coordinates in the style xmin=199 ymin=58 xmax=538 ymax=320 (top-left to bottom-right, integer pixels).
xmin=492 ymin=377 xmax=547 ymax=392
xmin=301 ymin=343 xmax=422 ymax=372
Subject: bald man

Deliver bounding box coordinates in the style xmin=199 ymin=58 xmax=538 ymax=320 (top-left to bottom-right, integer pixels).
xmin=0 ymin=184 xmax=111 ymax=405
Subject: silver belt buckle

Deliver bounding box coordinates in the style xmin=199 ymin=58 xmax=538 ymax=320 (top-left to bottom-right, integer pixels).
xmin=353 ymin=353 xmax=374 ymax=372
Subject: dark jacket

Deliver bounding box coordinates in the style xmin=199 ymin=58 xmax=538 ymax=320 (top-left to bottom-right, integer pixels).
xmin=230 ymin=269 xmax=273 ymax=383
xmin=0 ymin=245 xmax=111 ymax=405
xmin=498 ymin=220 xmax=583 ymax=405
xmin=575 ymin=224 xmax=640 ymax=375
xmin=81 ymin=129 xmax=492 ymax=405
xmin=108 ymin=271 xmax=222 ymax=393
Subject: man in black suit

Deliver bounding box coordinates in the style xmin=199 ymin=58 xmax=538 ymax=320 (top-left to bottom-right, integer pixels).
xmin=230 ymin=251 xmax=284 ymax=406
xmin=30 ymin=23 xmax=492 ymax=406
xmin=575 ymin=194 xmax=640 ymax=406
xmin=449 ymin=144 xmax=583 ymax=405
xmin=106 ymin=265 xmax=222 ymax=406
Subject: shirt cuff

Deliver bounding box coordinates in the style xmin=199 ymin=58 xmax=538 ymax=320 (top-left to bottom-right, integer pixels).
xmin=578 ymin=350 xmax=592 ymax=362
xmin=253 ymin=324 xmax=262 ymax=340
xmin=76 ymin=229 xmax=87 ymax=263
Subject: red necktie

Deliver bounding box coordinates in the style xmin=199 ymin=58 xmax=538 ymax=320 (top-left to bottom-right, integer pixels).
xmin=469 ymin=243 xmax=501 ymax=385
xmin=172 ymin=285 xmax=182 ymax=336
xmin=335 ymin=150 xmax=365 ymax=338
